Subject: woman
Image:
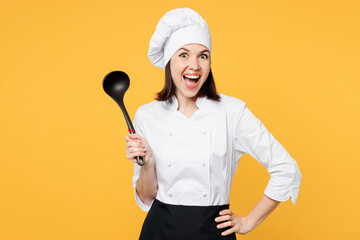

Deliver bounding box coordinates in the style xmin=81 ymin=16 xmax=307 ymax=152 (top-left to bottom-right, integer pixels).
xmin=125 ymin=8 xmax=302 ymax=240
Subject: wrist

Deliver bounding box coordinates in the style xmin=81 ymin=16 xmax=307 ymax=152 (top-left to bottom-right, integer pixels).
xmin=143 ymin=157 xmax=155 ymax=169
xmin=244 ymin=215 xmax=256 ymax=231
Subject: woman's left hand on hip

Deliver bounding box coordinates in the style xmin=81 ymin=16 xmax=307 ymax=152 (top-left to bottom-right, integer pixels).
xmin=215 ymin=209 xmax=253 ymax=236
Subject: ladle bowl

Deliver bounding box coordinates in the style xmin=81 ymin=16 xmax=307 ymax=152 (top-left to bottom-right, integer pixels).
xmin=103 ymin=71 xmax=145 ymax=166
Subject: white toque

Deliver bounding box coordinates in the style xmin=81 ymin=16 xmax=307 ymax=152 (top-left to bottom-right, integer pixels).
xmin=148 ymin=8 xmax=212 ymax=70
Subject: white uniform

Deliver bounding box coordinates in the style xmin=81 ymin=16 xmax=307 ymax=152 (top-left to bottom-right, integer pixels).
xmin=132 ymin=93 xmax=302 ymax=212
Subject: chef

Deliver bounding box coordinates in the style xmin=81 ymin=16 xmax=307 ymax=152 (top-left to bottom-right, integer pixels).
xmin=125 ymin=7 xmax=302 ymax=240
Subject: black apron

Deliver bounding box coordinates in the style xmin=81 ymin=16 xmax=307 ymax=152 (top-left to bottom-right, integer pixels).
xmin=139 ymin=198 xmax=237 ymax=240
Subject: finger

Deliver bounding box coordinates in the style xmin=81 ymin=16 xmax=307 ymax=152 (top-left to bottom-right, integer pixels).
xmin=129 ymin=157 xmax=137 ymax=163
xmin=125 ymin=133 xmax=138 ymax=139
xmin=127 ymin=148 xmax=146 ymax=156
xmin=126 ymin=145 xmax=145 ymax=153
xmin=126 ymin=141 xmax=143 ymax=148
xmin=219 ymin=209 xmax=232 ymax=216
xmin=127 ymin=151 xmax=145 ymax=160
xmin=221 ymin=227 xmax=236 ymax=236
xmin=126 ymin=147 xmax=146 ymax=154
xmin=128 ymin=133 xmax=141 ymax=140
xmin=217 ymin=220 xmax=233 ymax=229
xmin=126 ymin=155 xmax=137 ymax=163
xmin=215 ymin=215 xmax=231 ymax=222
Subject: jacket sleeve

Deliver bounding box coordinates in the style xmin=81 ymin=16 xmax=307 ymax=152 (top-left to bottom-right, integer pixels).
xmin=233 ymin=104 xmax=302 ymax=204
xmin=132 ymin=109 xmax=154 ymax=212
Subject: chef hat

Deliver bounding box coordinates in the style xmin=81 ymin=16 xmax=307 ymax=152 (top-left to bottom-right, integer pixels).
xmin=148 ymin=7 xmax=212 ymax=70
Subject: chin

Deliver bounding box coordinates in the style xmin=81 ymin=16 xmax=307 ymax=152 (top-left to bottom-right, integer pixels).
xmin=184 ymin=91 xmax=200 ymax=99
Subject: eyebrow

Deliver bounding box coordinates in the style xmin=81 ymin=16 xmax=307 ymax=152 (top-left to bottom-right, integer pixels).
xmin=178 ymin=48 xmax=210 ymax=54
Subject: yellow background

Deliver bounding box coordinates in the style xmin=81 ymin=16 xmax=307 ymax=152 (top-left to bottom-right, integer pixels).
xmin=1 ymin=0 xmax=359 ymax=239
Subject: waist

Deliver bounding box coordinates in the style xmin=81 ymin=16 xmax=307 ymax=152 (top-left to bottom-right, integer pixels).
xmin=155 ymin=188 xmax=230 ymax=206
xmin=139 ymin=198 xmax=236 ymax=239
xmin=154 ymin=197 xmax=230 ymax=209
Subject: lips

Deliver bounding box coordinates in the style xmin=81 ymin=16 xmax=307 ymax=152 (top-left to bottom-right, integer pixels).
xmin=183 ymin=74 xmax=200 ymax=89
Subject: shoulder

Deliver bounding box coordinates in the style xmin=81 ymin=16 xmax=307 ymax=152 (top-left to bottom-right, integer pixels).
xmin=134 ymin=99 xmax=167 ymax=118
xmin=217 ymin=93 xmax=247 ymax=113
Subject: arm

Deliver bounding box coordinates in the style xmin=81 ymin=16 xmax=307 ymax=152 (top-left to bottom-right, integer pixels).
xmin=215 ymin=101 xmax=302 ymax=235
xmin=134 ymin=148 xmax=158 ymax=206
xmin=126 ymin=133 xmax=158 ymax=208
xmin=234 ymin=104 xmax=302 ymax=204
xmin=246 ymin=194 xmax=280 ymax=230
xmin=128 ymin=109 xmax=158 ymax=211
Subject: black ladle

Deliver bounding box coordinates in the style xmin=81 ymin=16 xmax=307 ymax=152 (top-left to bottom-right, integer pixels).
xmin=103 ymin=71 xmax=145 ymax=166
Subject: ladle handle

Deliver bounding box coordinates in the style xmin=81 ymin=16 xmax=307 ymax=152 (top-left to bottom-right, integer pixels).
xmin=136 ymin=156 xmax=145 ymax=166
xmin=129 ymin=130 xmax=146 ymax=166
xmin=119 ymin=102 xmax=145 ymax=166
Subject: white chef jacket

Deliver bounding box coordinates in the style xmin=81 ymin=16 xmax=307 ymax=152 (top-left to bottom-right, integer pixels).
xmin=132 ymin=93 xmax=302 ymax=212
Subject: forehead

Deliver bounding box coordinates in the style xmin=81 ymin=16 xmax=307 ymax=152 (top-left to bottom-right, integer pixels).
xmin=176 ymin=43 xmax=209 ymax=52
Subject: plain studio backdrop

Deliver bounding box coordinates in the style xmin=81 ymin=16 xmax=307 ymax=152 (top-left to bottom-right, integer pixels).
xmin=1 ymin=0 xmax=359 ymax=239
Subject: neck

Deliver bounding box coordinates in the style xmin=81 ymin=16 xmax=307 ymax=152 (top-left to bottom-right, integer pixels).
xmin=175 ymin=94 xmax=199 ymax=111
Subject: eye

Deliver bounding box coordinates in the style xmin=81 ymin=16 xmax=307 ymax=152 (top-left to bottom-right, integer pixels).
xmin=179 ymin=53 xmax=188 ymax=58
xmin=200 ymin=54 xmax=209 ymax=59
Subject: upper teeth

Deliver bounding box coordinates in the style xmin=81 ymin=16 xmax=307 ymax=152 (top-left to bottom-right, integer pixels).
xmin=184 ymin=75 xmax=200 ymax=79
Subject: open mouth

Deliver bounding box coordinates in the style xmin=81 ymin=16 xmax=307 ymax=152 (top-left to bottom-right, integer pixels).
xmin=183 ymin=74 xmax=200 ymax=89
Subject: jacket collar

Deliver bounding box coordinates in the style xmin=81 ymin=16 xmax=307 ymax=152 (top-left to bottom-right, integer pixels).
xmin=168 ymin=95 xmax=209 ymax=111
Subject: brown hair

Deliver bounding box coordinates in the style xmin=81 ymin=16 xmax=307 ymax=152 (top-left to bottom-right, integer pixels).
xmin=155 ymin=61 xmax=220 ymax=103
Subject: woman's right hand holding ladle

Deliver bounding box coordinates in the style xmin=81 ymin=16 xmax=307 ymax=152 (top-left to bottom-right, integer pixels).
xmin=125 ymin=133 xmax=155 ymax=166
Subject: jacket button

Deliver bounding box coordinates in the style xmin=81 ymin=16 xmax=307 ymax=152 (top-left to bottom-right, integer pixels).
xmin=202 ymin=192 xmax=207 ymax=197
xmin=168 ymin=162 xmax=172 ymax=167
xmin=168 ymin=132 xmax=173 ymax=136
xmin=168 ymin=192 xmax=173 ymax=197
xmin=201 ymin=131 xmax=207 ymax=135
xmin=202 ymin=162 xmax=206 ymax=167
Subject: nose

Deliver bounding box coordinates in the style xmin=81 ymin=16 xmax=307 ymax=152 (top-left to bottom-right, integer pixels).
xmin=188 ymin=56 xmax=200 ymax=71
